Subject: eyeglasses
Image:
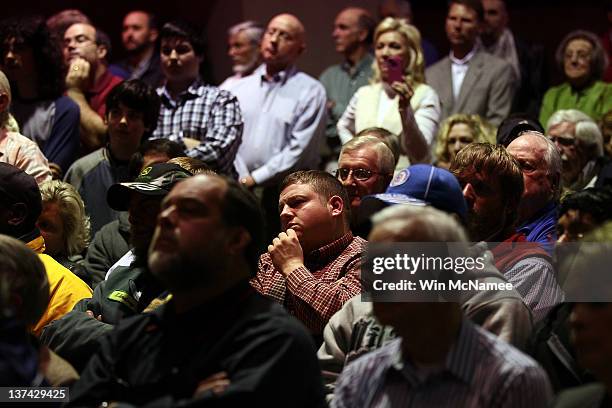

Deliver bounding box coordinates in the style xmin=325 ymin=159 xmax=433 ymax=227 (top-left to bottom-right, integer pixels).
xmin=548 ymin=135 xmax=576 ymax=147
xmin=335 ymin=168 xmax=385 ymax=181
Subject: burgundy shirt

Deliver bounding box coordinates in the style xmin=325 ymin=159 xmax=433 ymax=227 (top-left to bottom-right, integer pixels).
xmin=87 ymin=68 xmax=123 ymax=118
xmin=251 ymin=232 xmax=365 ymax=335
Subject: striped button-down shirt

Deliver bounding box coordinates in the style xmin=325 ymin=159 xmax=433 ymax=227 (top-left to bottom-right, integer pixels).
xmin=333 ymin=320 xmax=552 ymax=407
xmin=251 ymin=232 xmax=365 ymax=335
xmin=152 ymin=79 xmax=243 ymax=175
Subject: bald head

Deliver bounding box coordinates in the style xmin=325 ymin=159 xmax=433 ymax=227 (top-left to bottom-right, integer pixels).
xmin=261 ymin=13 xmax=306 ymax=73
xmin=333 ymin=7 xmax=375 ymax=55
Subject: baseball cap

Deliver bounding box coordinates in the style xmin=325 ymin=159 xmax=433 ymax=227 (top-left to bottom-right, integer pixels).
xmin=0 ymin=163 xmax=41 ymax=218
xmin=497 ymin=116 xmax=544 ymax=147
xmin=360 ymin=164 xmax=467 ymax=221
xmin=107 ymin=163 xmax=192 ymax=211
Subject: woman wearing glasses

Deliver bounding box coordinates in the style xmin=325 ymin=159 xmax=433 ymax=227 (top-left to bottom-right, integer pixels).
xmin=337 ymin=17 xmax=441 ymax=169
xmin=539 ymin=30 xmax=612 ymax=128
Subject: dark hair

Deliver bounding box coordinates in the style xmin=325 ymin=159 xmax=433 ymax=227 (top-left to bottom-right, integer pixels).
xmin=280 ymin=170 xmax=351 ymax=225
xmin=160 ymin=20 xmax=204 ymax=56
xmin=221 ymin=177 xmax=265 ymax=277
xmin=105 ymin=79 xmax=161 ymax=139
xmin=357 ymin=12 xmax=376 ymax=45
xmin=0 ymin=234 xmax=48 ymax=327
xmin=0 ymin=16 xmax=65 ymax=99
xmin=127 ymin=138 xmax=184 ymax=180
xmin=450 ymin=143 xmax=523 ymax=223
xmin=448 ymin=0 xmax=484 ymax=21
xmin=560 ymin=187 xmax=612 ymax=224
xmin=94 ymin=27 xmax=112 ymax=60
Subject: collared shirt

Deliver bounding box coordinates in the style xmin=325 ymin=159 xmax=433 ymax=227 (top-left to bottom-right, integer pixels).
xmin=153 ymin=78 xmax=243 ymax=175
xmin=450 ymin=47 xmax=477 ymax=100
xmin=251 ymin=232 xmax=365 ymax=335
xmin=228 ymin=64 xmax=327 ymax=184
xmin=518 ymin=201 xmax=557 ymax=252
xmin=319 ymin=54 xmax=374 ymax=139
xmin=333 ymin=320 xmax=553 ymax=408
xmin=86 ymin=69 xmax=123 ymax=118
xmin=0 ymin=128 xmax=51 ymax=184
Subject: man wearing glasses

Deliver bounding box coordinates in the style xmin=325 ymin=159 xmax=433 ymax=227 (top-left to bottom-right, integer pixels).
xmin=546 ymin=109 xmax=612 ymax=193
xmin=336 ymin=130 xmax=395 ymax=227
xmin=64 ymin=23 xmax=123 ymax=152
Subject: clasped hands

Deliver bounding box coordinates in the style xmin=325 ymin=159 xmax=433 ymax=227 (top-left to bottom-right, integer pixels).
xmin=268 ymin=228 xmax=304 ymax=277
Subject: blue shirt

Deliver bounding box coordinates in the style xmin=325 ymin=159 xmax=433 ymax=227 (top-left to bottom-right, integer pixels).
xmin=518 ymin=201 xmax=557 ymax=253
xmin=226 ymin=64 xmax=326 ymax=185
xmin=333 ymin=320 xmax=552 ymax=407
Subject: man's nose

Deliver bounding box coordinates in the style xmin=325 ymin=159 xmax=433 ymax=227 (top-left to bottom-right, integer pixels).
xmin=169 ymin=49 xmax=178 ymax=60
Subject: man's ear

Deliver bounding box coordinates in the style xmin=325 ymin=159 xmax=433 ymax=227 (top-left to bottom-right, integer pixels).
xmin=327 ymin=195 xmax=344 ymax=218
xmin=357 ymin=28 xmax=368 ymax=43
xmin=149 ymin=28 xmax=159 ymax=43
xmin=226 ymin=227 xmax=252 ymax=256
xmin=7 ymin=203 xmax=27 ymax=227
xmin=96 ymin=44 xmax=108 ymax=61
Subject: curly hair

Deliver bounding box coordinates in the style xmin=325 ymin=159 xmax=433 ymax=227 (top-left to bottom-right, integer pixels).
xmin=371 ymin=17 xmax=425 ymax=87
xmin=39 ymin=180 xmax=90 ymax=257
xmin=435 ymin=114 xmax=494 ymax=164
xmin=0 ymin=16 xmax=65 ymax=99
xmin=555 ymin=30 xmax=609 ymax=83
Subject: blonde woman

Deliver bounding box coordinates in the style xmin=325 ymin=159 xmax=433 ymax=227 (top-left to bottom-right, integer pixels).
xmin=434 ymin=114 xmax=494 ymax=169
xmin=337 ymin=17 xmax=440 ymax=166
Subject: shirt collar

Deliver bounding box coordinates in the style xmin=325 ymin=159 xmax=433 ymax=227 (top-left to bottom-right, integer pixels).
xmin=159 ymin=77 xmax=204 ymax=103
xmin=259 ymin=64 xmax=297 ymax=85
xmin=341 ymin=53 xmax=374 ymax=77
xmin=449 ymin=46 xmax=477 ymax=65
xmin=392 ymin=320 xmax=477 ymax=386
xmin=306 ymin=231 xmax=353 ymax=262
xmin=90 ymin=68 xmax=115 ymax=94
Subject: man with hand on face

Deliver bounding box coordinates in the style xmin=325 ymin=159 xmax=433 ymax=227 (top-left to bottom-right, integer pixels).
xmin=251 ymin=170 xmax=365 ymax=340
xmin=63 ymin=23 xmax=123 ymax=151
xmin=152 ymin=20 xmax=243 ymax=176
xmin=110 ymin=10 xmax=163 ymax=87
xmin=68 ymin=174 xmax=326 ymax=407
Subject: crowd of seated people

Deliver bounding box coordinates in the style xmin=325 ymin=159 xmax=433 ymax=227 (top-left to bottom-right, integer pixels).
xmin=1 ymin=1 xmax=612 ymax=406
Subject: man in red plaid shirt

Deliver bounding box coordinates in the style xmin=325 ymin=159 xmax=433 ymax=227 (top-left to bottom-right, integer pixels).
xmin=251 ymin=170 xmax=365 ymax=339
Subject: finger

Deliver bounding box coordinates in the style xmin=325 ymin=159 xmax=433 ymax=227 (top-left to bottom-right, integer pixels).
xmin=277 ymin=231 xmax=288 ymax=240
xmin=287 ymin=228 xmax=298 ymax=239
xmin=268 ymin=244 xmax=274 ymax=252
xmin=85 ymin=310 xmax=94 ymax=318
xmin=272 ymin=237 xmax=281 ymax=246
xmin=205 ymin=371 xmax=228 ymax=381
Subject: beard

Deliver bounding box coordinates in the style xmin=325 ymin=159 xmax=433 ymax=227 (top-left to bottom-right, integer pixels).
xmin=232 ymin=53 xmax=260 ymax=75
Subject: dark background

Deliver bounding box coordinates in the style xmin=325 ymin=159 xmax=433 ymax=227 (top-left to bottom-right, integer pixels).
xmin=3 ymin=0 xmax=610 ymax=84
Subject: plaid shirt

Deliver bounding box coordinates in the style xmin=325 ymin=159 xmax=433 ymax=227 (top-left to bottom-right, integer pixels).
xmin=251 ymin=232 xmax=365 ymax=335
xmin=153 ymin=79 xmax=243 ymax=175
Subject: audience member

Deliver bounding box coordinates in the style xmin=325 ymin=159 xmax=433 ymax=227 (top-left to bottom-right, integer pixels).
xmin=65 ymin=79 xmax=160 ymax=235
xmin=0 ymin=16 xmax=80 ymax=179
xmin=426 ymin=0 xmax=515 ymax=127
xmin=63 ymin=22 xmax=123 ymax=151
xmin=46 ymin=9 xmax=90 ymax=40
xmin=557 ymin=186 xmax=612 ymax=242
xmin=332 ymin=205 xmax=552 ymax=407
xmin=0 ymin=163 xmax=91 ymax=336
xmin=507 ymin=131 xmax=562 ymax=246
xmin=336 ymin=132 xmax=395 ymax=226
xmin=450 ymin=143 xmax=563 ymax=321
xmin=496 ymin=114 xmax=544 ymax=147
xmin=68 ymin=174 xmax=326 ymax=407
xmin=319 ymin=8 xmax=375 ymax=159
xmin=109 ymin=11 xmax=163 ymax=87
xmin=546 ymin=109 xmax=612 ymax=192
xmin=37 ymin=180 xmax=90 ymax=284
xmin=434 ymin=113 xmax=494 ymax=169
xmin=337 ymin=17 xmax=440 ymax=167
xmin=0 ymin=70 xmax=51 ymax=183
xmin=251 ymin=170 xmax=364 ymax=339
xmin=233 ymin=13 xmax=326 ymax=188
xmin=41 ymin=163 xmax=192 ymax=371
xmin=152 ymin=20 xmax=242 ymax=175
xmin=378 ymin=0 xmax=439 ymax=66
xmin=540 ymin=30 xmax=612 ymax=127
xmin=220 ymin=21 xmax=263 ymax=88
xmin=479 ymin=0 xmax=547 ymax=116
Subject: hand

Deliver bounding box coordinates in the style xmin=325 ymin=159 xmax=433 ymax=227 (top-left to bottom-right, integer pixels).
xmin=240 ymin=175 xmax=256 ymax=188
xmin=268 ymin=228 xmax=304 ymax=277
xmin=193 ymin=371 xmax=230 ymax=397
xmin=183 ymin=137 xmax=200 ymax=150
xmin=49 ymin=163 xmax=62 ymax=180
xmin=65 ymin=57 xmax=91 ymax=92
xmin=391 ymin=81 xmax=414 ymax=111
xmin=86 ymin=310 xmax=102 ymax=321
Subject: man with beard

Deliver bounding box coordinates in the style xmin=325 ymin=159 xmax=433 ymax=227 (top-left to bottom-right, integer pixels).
xmin=450 ymin=143 xmax=563 ymax=321
xmin=68 ymin=174 xmax=326 ymax=407
xmin=40 ymin=163 xmax=192 ymax=371
xmin=220 ymin=21 xmax=263 ymax=89
xmin=110 ymin=11 xmax=164 ymax=87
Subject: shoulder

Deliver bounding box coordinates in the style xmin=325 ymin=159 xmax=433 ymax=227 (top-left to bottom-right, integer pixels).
xmin=6 ymin=131 xmax=38 ymax=147
xmin=426 ymin=56 xmax=450 ymax=76
xmin=38 ymin=253 xmax=92 ymax=294
xmin=54 ymin=96 xmax=80 ymax=114
xmin=293 ymin=71 xmax=326 ymax=96
xmin=66 ymin=148 xmax=106 ymax=177
xmin=554 ymin=383 xmax=607 ymax=408
xmin=319 ymin=64 xmax=342 ymax=81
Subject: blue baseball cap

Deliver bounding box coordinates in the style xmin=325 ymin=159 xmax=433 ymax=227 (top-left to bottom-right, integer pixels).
xmin=360 ymin=164 xmax=467 ymax=221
